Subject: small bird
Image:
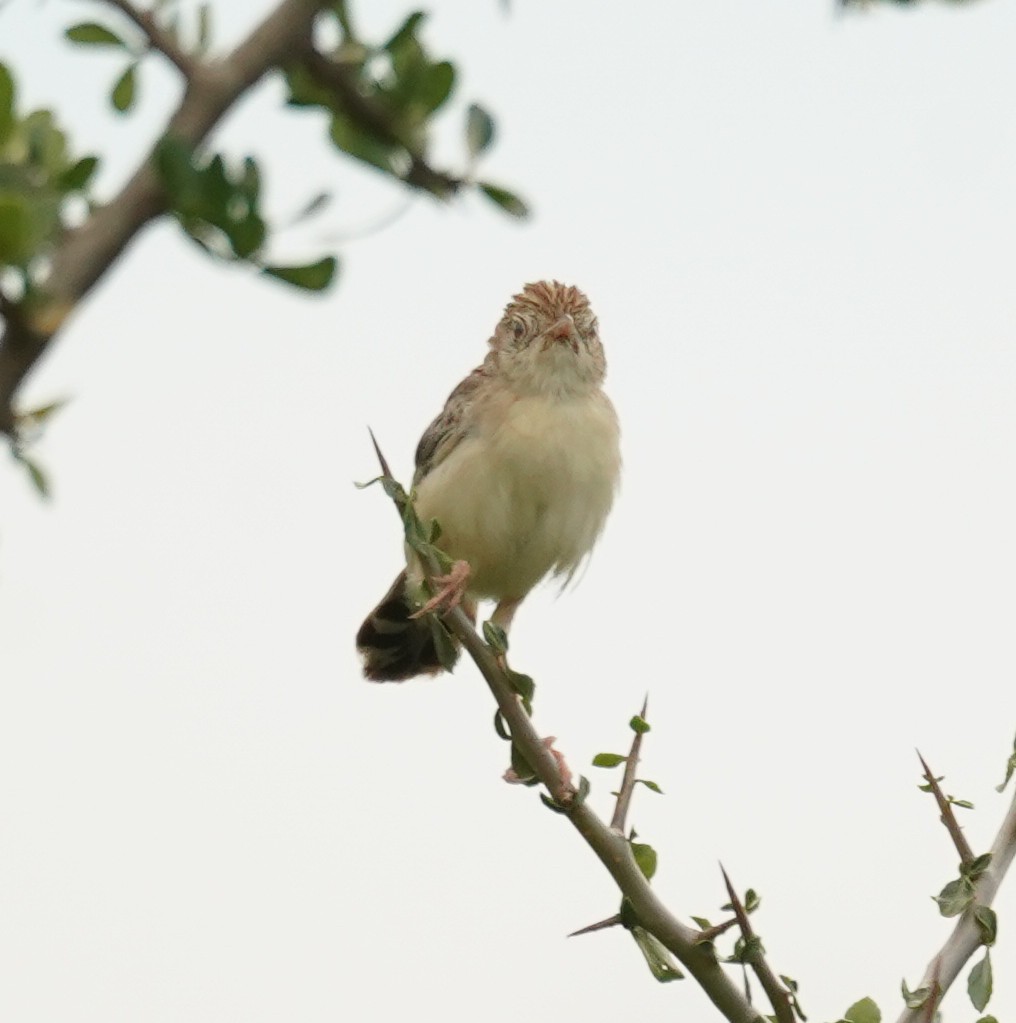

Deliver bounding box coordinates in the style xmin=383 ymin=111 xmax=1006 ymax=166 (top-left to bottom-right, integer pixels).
xmin=357 ymin=280 xmax=621 ymax=682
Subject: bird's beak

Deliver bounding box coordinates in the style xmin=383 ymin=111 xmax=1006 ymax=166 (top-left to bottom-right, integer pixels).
xmin=544 ymin=314 xmax=577 ymax=350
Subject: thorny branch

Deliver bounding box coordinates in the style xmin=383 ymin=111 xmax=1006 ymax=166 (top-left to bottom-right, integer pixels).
xmin=720 ymin=866 xmax=797 ymax=1023
xmin=610 ymin=693 xmax=648 ymax=833
xmin=896 ymin=771 xmax=1016 ymax=1023
xmin=917 ymin=751 xmax=974 ymax=867
xmin=367 ymin=448 xmax=765 ymax=1023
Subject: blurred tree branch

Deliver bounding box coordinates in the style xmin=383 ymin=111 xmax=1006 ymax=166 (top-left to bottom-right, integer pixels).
xmin=0 ymin=0 xmax=524 ymax=455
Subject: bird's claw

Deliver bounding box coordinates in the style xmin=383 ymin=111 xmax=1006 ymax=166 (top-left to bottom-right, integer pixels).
xmin=410 ymin=559 xmax=471 ymax=619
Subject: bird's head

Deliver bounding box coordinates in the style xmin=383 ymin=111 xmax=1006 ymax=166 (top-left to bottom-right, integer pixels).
xmin=487 ymin=281 xmax=606 ymax=396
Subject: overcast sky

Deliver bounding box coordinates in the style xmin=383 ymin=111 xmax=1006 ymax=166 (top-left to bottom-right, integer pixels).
xmin=2 ymin=0 xmax=1016 ymax=1020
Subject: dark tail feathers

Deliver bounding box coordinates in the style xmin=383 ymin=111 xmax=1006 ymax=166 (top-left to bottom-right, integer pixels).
xmin=356 ymin=570 xmax=462 ymax=682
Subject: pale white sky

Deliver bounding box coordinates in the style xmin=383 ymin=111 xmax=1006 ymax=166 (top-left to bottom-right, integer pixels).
xmin=2 ymin=1 xmax=1016 ymax=1020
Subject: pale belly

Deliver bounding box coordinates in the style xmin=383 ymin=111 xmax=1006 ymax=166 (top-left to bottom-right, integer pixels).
xmin=412 ymin=393 xmax=620 ymax=600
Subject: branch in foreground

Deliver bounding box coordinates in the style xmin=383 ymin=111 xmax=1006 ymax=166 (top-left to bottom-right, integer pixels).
xmin=367 ymin=458 xmax=765 ymax=1023
xmin=916 ymin=751 xmax=974 ymax=867
xmin=896 ymin=779 xmax=1016 ymax=1023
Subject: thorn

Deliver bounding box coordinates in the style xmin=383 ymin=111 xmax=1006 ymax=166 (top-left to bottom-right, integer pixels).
xmin=567 ymin=913 xmax=623 ymax=938
xmin=367 ymin=425 xmax=392 ymax=478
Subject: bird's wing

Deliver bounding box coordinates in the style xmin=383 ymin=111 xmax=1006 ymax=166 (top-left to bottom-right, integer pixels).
xmin=413 ymin=365 xmax=489 ymax=485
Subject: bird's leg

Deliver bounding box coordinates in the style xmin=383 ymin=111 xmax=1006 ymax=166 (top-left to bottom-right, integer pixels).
xmin=410 ymin=559 xmax=471 ymax=619
xmin=490 ymin=597 xmax=522 ymax=670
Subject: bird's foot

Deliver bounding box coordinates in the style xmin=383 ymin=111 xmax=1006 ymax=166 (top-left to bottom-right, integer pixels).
xmin=503 ymin=736 xmax=574 ymax=789
xmin=410 ymin=560 xmax=471 ymax=619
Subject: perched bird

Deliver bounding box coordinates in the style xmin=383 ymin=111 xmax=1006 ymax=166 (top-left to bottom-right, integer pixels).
xmin=357 ymin=280 xmax=621 ymax=682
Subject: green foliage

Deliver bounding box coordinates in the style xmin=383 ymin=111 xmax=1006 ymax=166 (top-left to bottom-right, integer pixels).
xmin=629 ymin=714 xmax=650 ymax=734
xmin=283 ymin=8 xmax=527 ymax=215
xmin=0 ymin=63 xmax=99 ymax=280
xmin=968 ymin=949 xmax=992 ymax=1013
xmin=65 ymin=23 xmax=128 ymax=47
xmin=629 ymin=926 xmax=684 ymax=982
xmin=465 ymin=103 xmax=495 ymax=159
xmin=153 ymin=137 xmax=337 ymax=290
xmin=997 ymin=733 xmax=1016 ymax=792
xmin=900 ymin=978 xmax=931 ymax=1010
xmin=110 ymin=63 xmax=138 ymax=113
xmin=631 ymin=841 xmax=657 ymax=880
xmin=842 ymin=996 xmax=881 ymax=1023
xmin=933 ymin=853 xmax=992 ymax=917
xmin=263 ymin=257 xmax=337 ymax=291
xmin=592 ymin=752 xmax=627 ymax=768
xmin=478 ymin=181 xmax=529 ymax=218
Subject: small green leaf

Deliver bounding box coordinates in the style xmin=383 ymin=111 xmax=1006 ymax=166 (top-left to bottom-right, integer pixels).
xmin=416 ymin=60 xmax=455 ymax=113
xmin=844 ymin=996 xmax=881 ymax=1023
xmin=965 ymin=853 xmax=993 ymax=879
xmin=996 ymin=734 xmax=1016 ymax=792
xmin=744 ymin=888 xmax=760 ymax=913
xmin=66 ymin=23 xmax=127 ymax=47
xmin=691 ymin=916 xmax=712 ymax=930
xmin=263 ymin=256 xmax=338 ymax=291
xmin=0 ymin=62 xmax=15 ymax=145
xmin=59 ymin=155 xmax=100 ymax=192
xmin=506 ymin=670 xmax=534 ymax=702
xmin=573 ymin=775 xmax=591 ymax=808
xmin=592 ymin=753 xmax=627 ymax=768
xmin=630 ymin=925 xmax=684 ymax=982
xmin=968 ymin=950 xmax=992 ymax=1012
xmin=973 ymin=905 xmax=997 ymax=946
xmin=976 ymin=1016 xmax=999 ymax=1023
xmin=901 ymin=980 xmax=931 ymax=1010
xmin=539 ymin=792 xmax=567 ymax=813
xmin=428 ymin=616 xmax=458 ymax=673
xmin=949 ymin=797 xmax=974 ymax=809
xmin=482 ymin=620 xmax=508 ymax=655
xmin=477 ymin=181 xmax=529 ymax=219
xmin=465 ymin=103 xmax=495 ymax=158
xmin=509 ymin=742 xmax=537 ymax=786
xmin=493 ymin=710 xmax=511 ymax=741
xmin=631 ymin=841 xmax=657 ymax=880
xmin=12 ymin=451 xmax=51 ymax=498
xmin=111 ymin=63 xmax=137 ymax=113
xmin=635 ymin=779 xmax=663 ymax=794
xmin=383 ymin=11 xmax=426 ymax=53
xmin=629 ymin=714 xmax=650 ymax=734
xmin=933 ymin=876 xmax=974 ymax=917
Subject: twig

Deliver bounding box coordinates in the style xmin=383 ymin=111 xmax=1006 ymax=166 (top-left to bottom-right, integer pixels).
xmin=101 ymin=0 xmax=197 ymax=77
xmin=610 ymin=694 xmax=648 ymax=832
xmin=917 ymin=751 xmax=974 ymax=867
xmin=720 ymin=865 xmax=796 ymax=1023
xmin=298 ymin=48 xmax=464 ymax=198
xmin=896 ymin=781 xmax=1016 ymax=1023
xmin=567 ymin=913 xmax=623 ymax=938
xmin=695 ymin=916 xmax=741 ymax=943
xmin=0 ymin=0 xmax=329 ymax=438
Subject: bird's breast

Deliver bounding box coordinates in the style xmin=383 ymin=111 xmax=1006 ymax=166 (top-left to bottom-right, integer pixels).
xmin=413 ymin=391 xmax=620 ymax=599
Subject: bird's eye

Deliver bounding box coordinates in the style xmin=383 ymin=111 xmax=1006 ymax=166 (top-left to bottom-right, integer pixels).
xmin=511 ymin=320 xmax=526 ymax=341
